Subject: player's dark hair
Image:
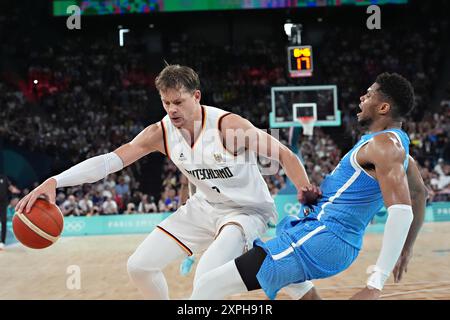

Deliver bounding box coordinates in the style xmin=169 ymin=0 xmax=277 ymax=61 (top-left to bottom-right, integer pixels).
xmin=155 ymin=64 xmax=200 ymax=93
xmin=375 ymin=72 xmax=415 ymax=119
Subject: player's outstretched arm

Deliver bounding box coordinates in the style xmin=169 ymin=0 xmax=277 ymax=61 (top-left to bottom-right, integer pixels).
xmin=351 ymin=133 xmax=413 ymax=300
xmin=393 ymin=156 xmax=428 ymax=283
xmin=220 ymin=114 xmax=319 ymax=201
xmin=16 ymin=123 xmax=164 ymax=214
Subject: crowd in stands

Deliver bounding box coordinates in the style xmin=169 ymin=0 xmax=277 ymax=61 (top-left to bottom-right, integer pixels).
xmin=159 ymin=19 xmax=450 ymax=200
xmin=411 ymin=82 xmax=450 ymax=201
xmin=6 ymin=167 xmax=183 ymax=216
xmin=315 ymin=20 xmax=450 ymax=201
xmin=1 ymin=7 xmax=450 ymax=217
xmin=1 ymin=39 xmax=151 ymax=166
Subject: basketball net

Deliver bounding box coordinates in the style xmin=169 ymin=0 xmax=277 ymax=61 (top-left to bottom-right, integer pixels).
xmin=297 ymin=116 xmax=315 ymax=136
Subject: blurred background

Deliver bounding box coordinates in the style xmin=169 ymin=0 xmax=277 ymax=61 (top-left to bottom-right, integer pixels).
xmin=0 ymin=0 xmax=449 ymax=301
xmin=0 ymin=0 xmax=449 ymax=231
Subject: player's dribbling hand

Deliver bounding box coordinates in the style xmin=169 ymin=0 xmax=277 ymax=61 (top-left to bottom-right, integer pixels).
xmin=349 ymin=287 xmax=382 ymax=300
xmin=393 ymin=249 xmax=412 ymax=283
xmin=15 ymin=178 xmax=57 ymax=214
xmin=297 ymin=184 xmax=322 ymax=206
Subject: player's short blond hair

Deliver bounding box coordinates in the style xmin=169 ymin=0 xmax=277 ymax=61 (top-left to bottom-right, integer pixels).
xmin=155 ymin=64 xmax=200 ymax=94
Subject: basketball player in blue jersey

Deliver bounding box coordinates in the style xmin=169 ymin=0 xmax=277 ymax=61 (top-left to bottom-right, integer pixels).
xmin=190 ymin=72 xmax=428 ymax=300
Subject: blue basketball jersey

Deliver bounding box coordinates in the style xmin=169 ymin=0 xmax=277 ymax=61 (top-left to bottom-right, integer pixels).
xmin=307 ymin=128 xmax=410 ymax=249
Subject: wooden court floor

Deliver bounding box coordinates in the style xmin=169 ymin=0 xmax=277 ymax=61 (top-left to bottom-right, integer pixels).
xmin=1 ymin=222 xmax=449 ymax=300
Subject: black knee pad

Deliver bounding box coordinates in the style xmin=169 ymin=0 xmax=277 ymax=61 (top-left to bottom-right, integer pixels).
xmin=234 ymin=245 xmax=267 ymax=291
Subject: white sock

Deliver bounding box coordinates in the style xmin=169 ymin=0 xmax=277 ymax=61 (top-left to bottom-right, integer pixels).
xmin=127 ymin=228 xmax=186 ymax=299
xmin=193 ymin=225 xmax=247 ymax=286
xmin=190 ymin=259 xmax=248 ymax=300
xmin=283 ymin=281 xmax=315 ymax=300
xmin=190 ymin=225 xmax=250 ymax=300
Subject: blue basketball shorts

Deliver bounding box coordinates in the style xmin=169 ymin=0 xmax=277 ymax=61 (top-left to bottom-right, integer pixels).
xmin=253 ymin=216 xmax=359 ymax=300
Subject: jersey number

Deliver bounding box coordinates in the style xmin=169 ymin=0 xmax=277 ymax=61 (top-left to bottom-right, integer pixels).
xmin=212 ymin=186 xmax=221 ymax=193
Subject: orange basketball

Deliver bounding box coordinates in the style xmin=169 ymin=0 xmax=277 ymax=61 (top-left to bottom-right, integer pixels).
xmin=12 ymin=198 xmax=64 ymax=249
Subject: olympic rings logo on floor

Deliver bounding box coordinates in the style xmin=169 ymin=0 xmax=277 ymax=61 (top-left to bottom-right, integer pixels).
xmin=64 ymin=221 xmax=86 ymax=232
xmin=284 ymin=203 xmax=302 ymax=215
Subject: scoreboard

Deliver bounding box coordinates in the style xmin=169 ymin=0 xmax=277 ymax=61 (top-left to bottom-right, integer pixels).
xmin=287 ymin=46 xmax=313 ymax=78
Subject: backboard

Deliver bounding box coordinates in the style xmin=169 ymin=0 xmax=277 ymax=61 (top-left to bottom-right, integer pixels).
xmin=270 ymin=85 xmax=341 ymax=128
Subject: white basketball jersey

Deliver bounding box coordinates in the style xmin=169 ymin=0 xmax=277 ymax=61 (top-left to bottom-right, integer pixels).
xmin=161 ymin=105 xmax=275 ymax=213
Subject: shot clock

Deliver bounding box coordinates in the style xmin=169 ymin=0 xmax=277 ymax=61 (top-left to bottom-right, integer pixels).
xmin=287 ymin=45 xmax=313 ymax=78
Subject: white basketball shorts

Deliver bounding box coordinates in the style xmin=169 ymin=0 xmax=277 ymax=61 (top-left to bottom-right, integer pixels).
xmin=157 ymin=193 xmax=276 ymax=256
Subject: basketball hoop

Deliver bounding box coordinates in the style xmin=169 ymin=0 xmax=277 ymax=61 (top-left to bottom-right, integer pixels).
xmin=297 ymin=116 xmax=315 ymax=136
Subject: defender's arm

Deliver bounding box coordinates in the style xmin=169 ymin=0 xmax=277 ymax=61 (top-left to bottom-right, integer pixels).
xmin=393 ymin=156 xmax=428 ymax=282
xmin=351 ymin=133 xmax=413 ymax=299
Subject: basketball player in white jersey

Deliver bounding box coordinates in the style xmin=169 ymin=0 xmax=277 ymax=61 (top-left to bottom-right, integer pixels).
xmin=15 ymin=65 xmax=321 ymax=299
